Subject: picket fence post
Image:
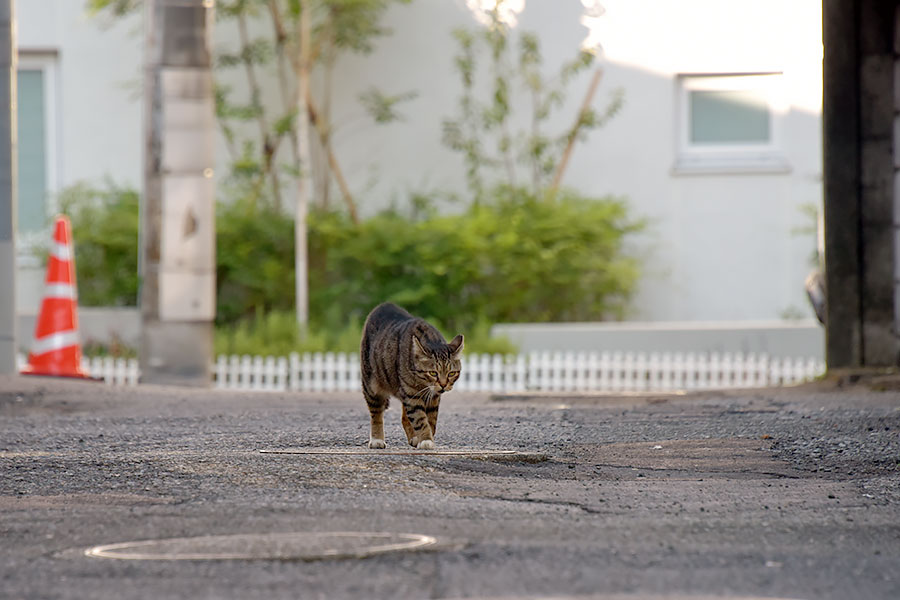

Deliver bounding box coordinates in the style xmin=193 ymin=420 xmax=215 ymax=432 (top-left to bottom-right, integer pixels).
xmin=14 ymin=350 xmax=826 ymax=392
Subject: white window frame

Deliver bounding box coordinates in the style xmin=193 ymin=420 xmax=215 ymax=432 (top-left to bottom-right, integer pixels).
xmin=16 ymin=50 xmax=61 ymax=265
xmin=673 ymin=72 xmax=790 ymax=175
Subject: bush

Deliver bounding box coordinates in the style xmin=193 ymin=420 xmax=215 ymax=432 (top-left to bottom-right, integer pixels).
xmin=213 ymin=310 xmax=517 ymax=356
xmin=61 ymin=182 xmax=643 ymax=352
xmin=216 ymin=200 xmax=295 ymax=324
xmin=214 ymin=310 xmax=361 ymax=356
xmin=310 ymin=186 xmax=644 ymax=332
xmin=56 ymin=181 xmax=140 ymax=306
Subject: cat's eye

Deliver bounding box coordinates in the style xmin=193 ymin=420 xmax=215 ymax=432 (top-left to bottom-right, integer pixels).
xmin=428 ymin=371 xmax=438 ymax=378
xmin=450 ymin=371 xmax=459 ymax=378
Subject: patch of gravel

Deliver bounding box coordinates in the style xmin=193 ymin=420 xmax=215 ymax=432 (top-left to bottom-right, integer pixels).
xmin=766 ymin=398 xmax=900 ymax=503
xmin=769 ymin=407 xmax=900 ymax=475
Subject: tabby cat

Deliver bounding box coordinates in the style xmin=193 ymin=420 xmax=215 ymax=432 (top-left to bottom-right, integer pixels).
xmin=360 ymin=302 xmax=464 ymax=449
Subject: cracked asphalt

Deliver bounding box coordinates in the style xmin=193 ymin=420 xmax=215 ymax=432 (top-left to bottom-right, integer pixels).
xmin=1 ymin=374 xmax=899 ymax=600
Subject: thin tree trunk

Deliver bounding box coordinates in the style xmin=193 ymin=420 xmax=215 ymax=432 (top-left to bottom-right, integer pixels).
xmin=237 ymin=10 xmax=282 ymax=210
xmin=551 ymin=67 xmax=602 ymax=191
xmin=529 ymin=85 xmax=541 ymax=195
xmin=306 ymin=96 xmax=358 ymax=224
xmin=273 ymin=2 xmax=357 ymax=222
xmin=294 ymin=0 xmax=312 ymax=328
xmin=319 ymin=22 xmax=336 ymax=210
xmin=267 ymin=0 xmax=300 ymax=169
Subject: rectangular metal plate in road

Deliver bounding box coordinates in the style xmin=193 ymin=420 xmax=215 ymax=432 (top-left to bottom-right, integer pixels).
xmin=259 ymin=448 xmax=548 ymax=462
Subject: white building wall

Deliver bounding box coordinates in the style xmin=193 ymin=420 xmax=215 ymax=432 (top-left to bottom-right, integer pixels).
xmin=17 ymin=1 xmax=142 ymax=193
xmin=16 ymin=2 xmax=142 ymax=316
xmin=13 ymin=0 xmax=823 ymax=326
xmin=324 ymin=0 xmax=823 ymax=323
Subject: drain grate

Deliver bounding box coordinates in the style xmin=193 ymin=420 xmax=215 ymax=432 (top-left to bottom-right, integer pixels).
xmin=85 ymin=531 xmax=436 ymax=561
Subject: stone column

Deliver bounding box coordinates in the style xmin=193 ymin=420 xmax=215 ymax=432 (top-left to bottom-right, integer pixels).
xmin=140 ymin=0 xmax=216 ymax=386
xmin=0 ymin=0 xmax=15 ymax=374
xmin=823 ymin=0 xmax=900 ymax=369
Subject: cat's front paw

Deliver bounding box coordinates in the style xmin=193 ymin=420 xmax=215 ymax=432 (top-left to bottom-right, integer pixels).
xmin=368 ymin=438 xmax=386 ymax=449
xmin=416 ymin=439 xmax=435 ymax=450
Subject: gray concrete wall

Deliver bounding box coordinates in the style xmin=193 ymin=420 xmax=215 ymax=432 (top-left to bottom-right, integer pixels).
xmin=17 ymin=307 xmax=140 ymax=354
xmin=492 ymin=320 xmax=824 ymax=359
xmin=17 ymin=309 xmax=824 ymax=361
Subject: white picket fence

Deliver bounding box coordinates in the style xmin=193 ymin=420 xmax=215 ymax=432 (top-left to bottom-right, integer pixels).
xmin=16 ymin=351 xmax=825 ymax=392
xmin=15 ymin=353 xmax=140 ymax=386
xmin=213 ymin=351 xmax=824 ymax=393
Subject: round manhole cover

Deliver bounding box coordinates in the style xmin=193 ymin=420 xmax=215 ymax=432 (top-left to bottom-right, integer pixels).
xmin=85 ymin=531 xmax=436 ymax=561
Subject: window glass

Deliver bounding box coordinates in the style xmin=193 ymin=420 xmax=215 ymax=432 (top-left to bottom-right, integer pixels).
xmin=689 ymin=89 xmax=770 ymax=145
xmin=17 ymin=68 xmax=46 ymax=234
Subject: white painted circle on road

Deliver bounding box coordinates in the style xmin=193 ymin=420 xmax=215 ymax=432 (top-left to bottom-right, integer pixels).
xmin=85 ymin=531 xmax=437 ymax=561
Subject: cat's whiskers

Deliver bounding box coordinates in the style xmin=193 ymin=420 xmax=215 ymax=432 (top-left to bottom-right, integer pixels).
xmin=412 ymin=384 xmax=434 ymax=400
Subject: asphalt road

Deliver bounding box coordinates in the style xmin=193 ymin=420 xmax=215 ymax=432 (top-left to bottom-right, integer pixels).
xmin=1 ymin=374 xmax=898 ymax=600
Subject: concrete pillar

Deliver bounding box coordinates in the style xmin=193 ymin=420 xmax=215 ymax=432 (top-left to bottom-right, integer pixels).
xmin=140 ymin=0 xmax=216 ymax=386
xmin=0 ymin=0 xmax=15 ymax=374
xmin=823 ymin=0 xmax=900 ymax=369
xmin=823 ymin=0 xmax=862 ymax=368
xmin=894 ymin=3 xmax=900 ymax=360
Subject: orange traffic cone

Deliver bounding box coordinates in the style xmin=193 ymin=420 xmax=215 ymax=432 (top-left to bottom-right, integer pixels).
xmin=21 ymin=215 xmax=91 ymax=379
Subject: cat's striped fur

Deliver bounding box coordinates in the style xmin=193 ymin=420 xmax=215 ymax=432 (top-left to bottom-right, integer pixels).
xmin=360 ymin=302 xmax=464 ymax=449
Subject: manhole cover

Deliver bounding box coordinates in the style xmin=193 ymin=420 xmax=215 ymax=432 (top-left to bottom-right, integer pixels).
xmin=259 ymin=448 xmax=547 ymax=462
xmin=85 ymin=531 xmax=436 ymax=561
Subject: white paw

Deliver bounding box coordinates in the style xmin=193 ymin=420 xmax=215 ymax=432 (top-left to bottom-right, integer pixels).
xmin=368 ymin=438 xmax=386 ymax=449
xmin=416 ymin=439 xmax=435 ymax=450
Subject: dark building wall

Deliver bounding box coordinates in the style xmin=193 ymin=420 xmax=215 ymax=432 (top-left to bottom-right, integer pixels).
xmin=823 ymin=0 xmax=900 ymax=368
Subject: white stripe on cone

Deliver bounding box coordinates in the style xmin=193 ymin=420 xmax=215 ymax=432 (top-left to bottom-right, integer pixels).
xmin=50 ymin=241 xmax=72 ymax=261
xmin=30 ymin=330 xmax=81 ymax=356
xmin=43 ymin=283 xmax=77 ymax=300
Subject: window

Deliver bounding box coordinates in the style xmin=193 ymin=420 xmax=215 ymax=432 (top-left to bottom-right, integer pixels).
xmin=18 ymin=68 xmax=47 ymax=234
xmin=674 ymin=73 xmax=789 ymax=174
xmin=16 ymin=53 xmax=58 ymax=246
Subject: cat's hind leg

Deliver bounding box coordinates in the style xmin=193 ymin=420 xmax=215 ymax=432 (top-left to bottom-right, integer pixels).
xmin=401 ymin=404 xmax=416 ymax=446
xmin=363 ymin=384 xmax=388 ymax=449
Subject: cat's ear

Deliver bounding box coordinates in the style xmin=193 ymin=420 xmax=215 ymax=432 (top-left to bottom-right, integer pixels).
xmin=448 ymin=334 xmax=464 ymax=356
xmin=412 ymin=335 xmax=428 ymax=358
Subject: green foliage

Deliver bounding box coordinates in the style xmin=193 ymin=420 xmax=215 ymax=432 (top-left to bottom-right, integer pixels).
xmin=215 ymin=199 xmax=296 ymax=324
xmin=443 ymin=10 xmax=623 ymax=199
xmin=309 ymin=185 xmax=643 ymax=333
xmin=214 ymin=310 xmax=358 ymax=355
xmin=83 ymin=338 xmax=138 ymax=359
xmin=325 ymin=0 xmax=413 ymax=53
xmin=56 ymin=181 xmax=140 ymax=307
xmin=214 ymin=310 xmax=516 ymax=356
xmin=88 ymin=0 xmax=416 ymax=215
xmin=86 ymin=0 xmax=139 ymax=17
xmin=61 ymin=182 xmax=640 ymax=352
xmin=450 ymin=319 xmax=517 ymax=355
xmin=358 ymin=87 xmax=419 ymax=123
xmin=792 ymin=202 xmax=822 ymax=268
xmin=210 ymin=0 xmax=415 ymax=211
